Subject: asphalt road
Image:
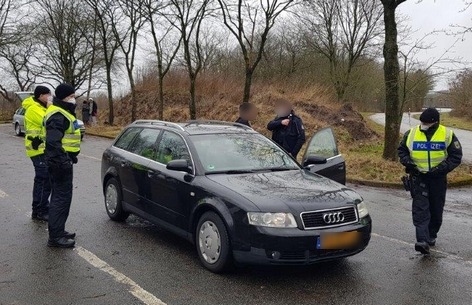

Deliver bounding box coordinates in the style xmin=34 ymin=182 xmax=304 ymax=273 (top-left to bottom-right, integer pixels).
xmin=370 ymin=112 xmax=472 ymax=163
xmin=1 ymin=123 xmax=472 ymax=305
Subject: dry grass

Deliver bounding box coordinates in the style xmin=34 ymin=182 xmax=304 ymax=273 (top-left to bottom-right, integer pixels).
xmin=89 ymin=74 xmax=472 ymax=186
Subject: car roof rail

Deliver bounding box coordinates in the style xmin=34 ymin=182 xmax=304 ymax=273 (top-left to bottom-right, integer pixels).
xmin=132 ymin=120 xmax=185 ymax=131
xmin=185 ymin=120 xmax=253 ymax=130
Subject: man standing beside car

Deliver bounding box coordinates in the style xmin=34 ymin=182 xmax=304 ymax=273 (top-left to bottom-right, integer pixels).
xmin=44 ymin=84 xmax=81 ymax=248
xmin=398 ymin=107 xmax=462 ymax=255
xmin=23 ymin=86 xmax=53 ymax=221
xmin=267 ymin=99 xmax=306 ymax=159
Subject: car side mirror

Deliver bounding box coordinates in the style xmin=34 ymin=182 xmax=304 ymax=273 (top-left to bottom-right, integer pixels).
xmin=303 ymin=156 xmax=328 ymax=167
xmin=166 ymin=159 xmax=193 ymax=175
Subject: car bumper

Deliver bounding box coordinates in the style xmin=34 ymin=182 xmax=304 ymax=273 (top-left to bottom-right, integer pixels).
xmin=233 ymin=216 xmax=372 ymax=265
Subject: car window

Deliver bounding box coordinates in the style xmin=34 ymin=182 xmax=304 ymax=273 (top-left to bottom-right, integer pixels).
xmin=191 ymin=133 xmax=299 ymax=173
xmin=128 ymin=128 xmax=161 ymax=159
xmin=304 ymin=128 xmax=339 ymax=159
xmin=156 ymin=131 xmax=191 ymax=165
xmin=114 ymin=127 xmax=142 ymax=151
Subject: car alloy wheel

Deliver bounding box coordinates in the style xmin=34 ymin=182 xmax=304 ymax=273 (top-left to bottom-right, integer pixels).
xmin=198 ymin=220 xmax=222 ymax=264
xmin=15 ymin=123 xmax=21 ymax=136
xmin=104 ymin=178 xmax=129 ymax=222
xmin=105 ymin=183 xmax=118 ymax=214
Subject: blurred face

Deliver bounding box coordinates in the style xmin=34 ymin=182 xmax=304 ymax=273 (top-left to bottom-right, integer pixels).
xmin=275 ymin=105 xmax=291 ymax=117
xmin=64 ymin=93 xmax=76 ymax=105
xmin=420 ymin=122 xmax=436 ymax=130
xmin=248 ymin=106 xmax=259 ymax=121
xmin=38 ymin=93 xmax=52 ymax=104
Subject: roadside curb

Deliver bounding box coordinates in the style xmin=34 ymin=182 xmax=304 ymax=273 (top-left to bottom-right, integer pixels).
xmin=347 ymin=177 xmax=472 ymax=189
xmin=85 ymin=131 xmax=116 ymax=139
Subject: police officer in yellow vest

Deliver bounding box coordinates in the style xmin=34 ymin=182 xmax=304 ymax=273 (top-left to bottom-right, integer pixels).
xmin=398 ymin=108 xmax=462 ymax=254
xmin=24 ymin=86 xmax=53 ymax=221
xmin=44 ymin=83 xmax=81 ymax=248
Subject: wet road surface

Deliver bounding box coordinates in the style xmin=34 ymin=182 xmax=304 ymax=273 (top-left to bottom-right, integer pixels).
xmin=0 ymin=124 xmax=471 ymax=305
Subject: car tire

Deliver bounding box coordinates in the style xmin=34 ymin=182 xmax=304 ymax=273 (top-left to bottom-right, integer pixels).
xmin=196 ymin=211 xmax=233 ymax=273
xmin=104 ymin=178 xmax=129 ymax=222
xmin=14 ymin=123 xmax=22 ymax=136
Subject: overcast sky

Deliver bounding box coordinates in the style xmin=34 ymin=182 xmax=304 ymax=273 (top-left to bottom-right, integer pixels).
xmin=398 ymin=0 xmax=472 ymax=90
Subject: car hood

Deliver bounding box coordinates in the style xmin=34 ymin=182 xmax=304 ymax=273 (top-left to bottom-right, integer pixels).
xmin=206 ymin=170 xmax=362 ymax=213
xmin=21 ymin=96 xmax=36 ymax=110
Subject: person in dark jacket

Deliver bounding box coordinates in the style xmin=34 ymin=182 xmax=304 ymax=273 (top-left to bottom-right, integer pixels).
xmin=267 ymin=99 xmax=306 ymax=158
xmin=398 ymin=107 xmax=462 ymax=255
xmin=44 ymin=83 xmax=81 ymax=248
xmin=82 ymin=100 xmax=90 ymax=125
xmin=235 ymin=103 xmax=258 ymax=127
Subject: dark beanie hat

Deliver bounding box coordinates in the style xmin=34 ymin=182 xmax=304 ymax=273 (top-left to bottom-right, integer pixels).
xmin=419 ymin=107 xmax=440 ymax=123
xmin=34 ymin=86 xmax=51 ymax=99
xmin=55 ymin=83 xmax=75 ymax=100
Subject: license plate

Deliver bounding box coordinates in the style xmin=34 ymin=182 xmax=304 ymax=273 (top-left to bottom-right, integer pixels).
xmin=317 ymin=231 xmax=360 ymax=250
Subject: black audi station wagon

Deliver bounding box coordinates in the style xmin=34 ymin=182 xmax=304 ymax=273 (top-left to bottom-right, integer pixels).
xmin=101 ymin=120 xmax=372 ymax=273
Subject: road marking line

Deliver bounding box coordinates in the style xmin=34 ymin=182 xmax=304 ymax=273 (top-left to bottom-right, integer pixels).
xmin=0 ymin=189 xmax=8 ymax=198
xmin=372 ymin=233 xmax=472 ymax=265
xmin=80 ymin=154 xmax=101 ymax=161
xmin=75 ymin=246 xmax=167 ymax=305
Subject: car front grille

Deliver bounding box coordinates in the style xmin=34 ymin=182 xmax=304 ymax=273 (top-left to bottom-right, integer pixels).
xmin=301 ymin=206 xmax=358 ymax=230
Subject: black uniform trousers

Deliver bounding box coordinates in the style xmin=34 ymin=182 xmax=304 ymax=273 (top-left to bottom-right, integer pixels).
xmin=48 ymin=166 xmax=73 ymax=239
xmin=31 ymin=154 xmax=51 ymax=215
xmin=411 ymin=174 xmax=447 ymax=243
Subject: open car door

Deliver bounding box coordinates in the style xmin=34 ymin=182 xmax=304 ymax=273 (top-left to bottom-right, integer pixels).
xmin=302 ymin=127 xmax=346 ymax=185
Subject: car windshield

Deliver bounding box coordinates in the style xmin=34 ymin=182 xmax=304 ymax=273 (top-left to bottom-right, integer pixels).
xmin=16 ymin=92 xmax=33 ymax=102
xmin=191 ymin=133 xmax=299 ymax=174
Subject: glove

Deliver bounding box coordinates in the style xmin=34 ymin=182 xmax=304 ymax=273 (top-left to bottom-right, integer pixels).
xmin=428 ymin=162 xmax=448 ymax=177
xmin=404 ymin=161 xmax=418 ymax=175
xmin=70 ymin=155 xmax=78 ymax=164
xmin=30 ymin=137 xmax=44 ymax=150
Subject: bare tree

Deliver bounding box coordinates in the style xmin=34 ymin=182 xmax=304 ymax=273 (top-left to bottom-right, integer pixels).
xmin=217 ymin=0 xmax=295 ymax=104
xmin=33 ymin=0 xmax=97 ymax=90
xmin=300 ymin=0 xmax=383 ymax=101
xmin=142 ymin=0 xmax=181 ymax=120
xmin=168 ymin=0 xmax=210 ymax=119
xmin=381 ymin=0 xmax=407 ymax=161
xmin=0 ymin=40 xmax=40 ymax=92
xmin=112 ymin=0 xmax=146 ymax=122
xmin=85 ymin=0 xmax=123 ymax=125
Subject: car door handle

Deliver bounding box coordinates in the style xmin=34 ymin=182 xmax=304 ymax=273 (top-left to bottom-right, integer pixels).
xmin=147 ymin=170 xmax=160 ymax=178
xmin=338 ymin=165 xmax=345 ymax=171
xmin=120 ymin=161 xmax=130 ymax=167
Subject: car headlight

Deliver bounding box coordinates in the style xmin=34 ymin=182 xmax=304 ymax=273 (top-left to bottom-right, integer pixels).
xmin=247 ymin=212 xmax=297 ymax=228
xmin=356 ymin=201 xmax=369 ymax=218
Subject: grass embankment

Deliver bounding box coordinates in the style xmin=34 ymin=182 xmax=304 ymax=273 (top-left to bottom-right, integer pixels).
xmin=346 ymin=114 xmax=472 ymax=187
xmin=413 ymin=113 xmax=472 ymax=131
xmin=86 ymin=116 xmax=472 ymax=188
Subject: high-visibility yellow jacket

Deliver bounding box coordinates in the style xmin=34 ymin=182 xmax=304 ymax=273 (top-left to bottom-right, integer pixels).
xmin=23 ymin=96 xmax=47 ymax=157
xmin=43 ymin=105 xmax=81 ymax=153
xmin=406 ymin=124 xmax=453 ymax=173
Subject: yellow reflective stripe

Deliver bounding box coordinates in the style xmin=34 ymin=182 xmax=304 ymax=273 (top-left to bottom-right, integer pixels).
xmin=63 ymin=134 xmax=81 ymax=139
xmin=26 ymin=130 xmax=41 ymax=135
xmin=63 ymin=143 xmax=81 ymax=148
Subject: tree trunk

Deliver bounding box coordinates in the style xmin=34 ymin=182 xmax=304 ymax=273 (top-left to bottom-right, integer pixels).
xmin=242 ymin=68 xmax=253 ymax=104
xmin=189 ymin=76 xmax=197 ymax=120
xmin=382 ymin=2 xmax=402 ymax=161
xmin=158 ymin=75 xmax=164 ymax=120
xmin=106 ymin=66 xmax=114 ymax=125
xmin=128 ymin=67 xmax=137 ymax=122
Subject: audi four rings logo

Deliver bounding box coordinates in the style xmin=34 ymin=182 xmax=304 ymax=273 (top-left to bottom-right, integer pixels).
xmin=322 ymin=212 xmax=345 ymax=224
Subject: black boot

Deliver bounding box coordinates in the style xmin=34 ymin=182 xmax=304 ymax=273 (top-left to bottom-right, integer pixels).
xmin=415 ymin=242 xmax=430 ymax=255
xmin=63 ymin=231 xmax=76 ymax=239
xmin=32 ymin=213 xmax=49 ymax=222
xmin=47 ymin=237 xmax=75 ymax=248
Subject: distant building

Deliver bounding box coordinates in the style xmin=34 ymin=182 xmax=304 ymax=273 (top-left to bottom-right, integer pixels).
xmin=423 ymin=90 xmax=452 ymax=109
